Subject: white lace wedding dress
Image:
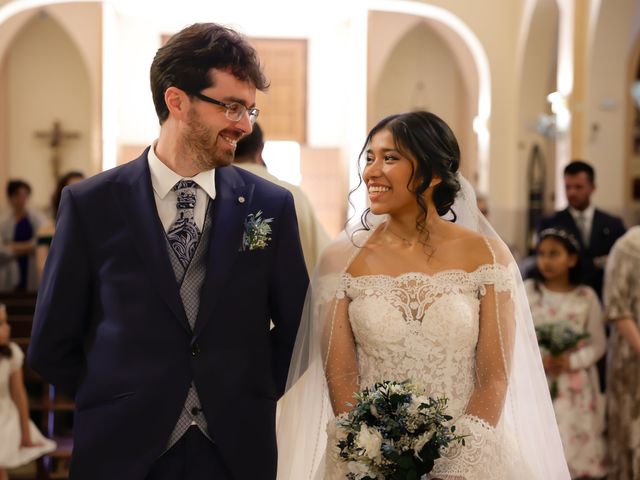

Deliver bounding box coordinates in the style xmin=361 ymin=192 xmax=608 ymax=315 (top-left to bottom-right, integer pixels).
xmin=323 ymin=264 xmax=524 ymax=480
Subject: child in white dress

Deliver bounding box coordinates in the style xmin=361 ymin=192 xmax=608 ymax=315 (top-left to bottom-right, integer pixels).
xmin=525 ymin=228 xmax=607 ymax=479
xmin=0 ymin=304 xmax=55 ymax=480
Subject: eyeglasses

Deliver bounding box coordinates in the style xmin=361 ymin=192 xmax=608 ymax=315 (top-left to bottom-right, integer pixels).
xmin=190 ymin=92 xmax=259 ymax=124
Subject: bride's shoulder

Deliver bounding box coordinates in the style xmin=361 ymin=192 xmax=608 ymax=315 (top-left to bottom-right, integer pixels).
xmin=440 ymin=223 xmax=512 ymax=270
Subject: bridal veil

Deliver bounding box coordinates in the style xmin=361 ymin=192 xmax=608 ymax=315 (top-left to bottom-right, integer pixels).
xmin=276 ymin=175 xmax=570 ymax=480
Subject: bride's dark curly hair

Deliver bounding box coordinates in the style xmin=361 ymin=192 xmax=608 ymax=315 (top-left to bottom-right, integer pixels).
xmin=350 ymin=111 xmax=461 ymax=242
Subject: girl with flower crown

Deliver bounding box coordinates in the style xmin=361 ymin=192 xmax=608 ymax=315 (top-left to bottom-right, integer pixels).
xmin=525 ymin=228 xmax=607 ymax=479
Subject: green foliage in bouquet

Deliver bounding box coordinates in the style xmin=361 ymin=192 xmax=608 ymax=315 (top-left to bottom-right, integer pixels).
xmin=535 ymin=322 xmax=590 ymax=398
xmin=336 ymin=380 xmax=466 ymax=480
xmin=535 ymin=322 xmax=589 ymax=356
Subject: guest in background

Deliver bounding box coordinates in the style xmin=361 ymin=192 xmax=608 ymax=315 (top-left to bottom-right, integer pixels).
xmin=476 ymin=192 xmax=489 ymax=218
xmin=36 ymin=171 xmax=85 ymax=280
xmin=525 ymin=228 xmax=607 ymax=479
xmin=234 ymin=122 xmax=330 ymax=273
xmin=51 ymin=171 xmax=85 ymax=220
xmin=0 ymin=304 xmax=56 ymax=479
xmin=538 ymin=161 xmax=625 ymax=298
xmin=0 ymin=245 xmax=18 ymax=292
xmin=538 ymin=161 xmax=625 ymax=393
xmin=603 ymin=226 xmax=640 ymax=480
xmin=0 ymin=180 xmax=46 ymax=291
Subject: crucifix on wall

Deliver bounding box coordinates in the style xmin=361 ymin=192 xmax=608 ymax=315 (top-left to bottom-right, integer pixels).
xmin=35 ymin=120 xmax=80 ymax=180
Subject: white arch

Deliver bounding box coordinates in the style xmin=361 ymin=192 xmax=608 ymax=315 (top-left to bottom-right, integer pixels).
xmin=0 ymin=0 xmax=101 ymax=26
xmin=0 ymin=0 xmax=115 ymax=172
xmin=367 ymin=0 xmax=492 ymax=192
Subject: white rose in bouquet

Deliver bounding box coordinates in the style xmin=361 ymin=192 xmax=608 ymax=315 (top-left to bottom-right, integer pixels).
xmin=355 ymin=426 xmax=383 ymax=463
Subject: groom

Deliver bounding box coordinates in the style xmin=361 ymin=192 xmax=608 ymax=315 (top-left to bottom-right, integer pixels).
xmin=29 ymin=23 xmax=308 ymax=480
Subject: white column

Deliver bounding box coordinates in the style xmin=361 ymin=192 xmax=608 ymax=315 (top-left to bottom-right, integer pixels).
xmin=347 ymin=5 xmax=369 ymax=218
xmin=554 ymin=0 xmax=575 ymax=209
xmin=102 ymin=0 xmax=118 ymax=171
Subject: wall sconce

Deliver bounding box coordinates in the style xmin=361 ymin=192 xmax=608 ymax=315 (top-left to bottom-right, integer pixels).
xmin=472 ymin=115 xmax=489 ymax=143
xmin=547 ymin=91 xmax=571 ymax=133
xmin=535 ymin=91 xmax=571 ymax=139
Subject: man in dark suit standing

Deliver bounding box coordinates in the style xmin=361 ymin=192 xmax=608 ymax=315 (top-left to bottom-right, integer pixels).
xmin=28 ymin=23 xmax=308 ymax=480
xmin=538 ymin=160 xmax=625 ymax=298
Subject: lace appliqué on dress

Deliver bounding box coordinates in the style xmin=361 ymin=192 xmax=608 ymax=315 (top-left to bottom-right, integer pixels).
xmin=324 ymin=264 xmax=517 ymax=480
xmin=430 ymin=413 xmax=513 ymax=479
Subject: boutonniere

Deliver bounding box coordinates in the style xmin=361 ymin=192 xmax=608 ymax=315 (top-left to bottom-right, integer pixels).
xmin=241 ymin=210 xmax=273 ymax=251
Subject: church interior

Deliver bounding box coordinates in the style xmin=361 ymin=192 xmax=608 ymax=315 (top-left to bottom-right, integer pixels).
xmin=1 ymin=0 xmax=639 ymax=478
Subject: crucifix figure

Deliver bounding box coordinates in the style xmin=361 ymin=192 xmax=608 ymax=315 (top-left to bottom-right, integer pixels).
xmin=35 ymin=120 xmax=80 ymax=180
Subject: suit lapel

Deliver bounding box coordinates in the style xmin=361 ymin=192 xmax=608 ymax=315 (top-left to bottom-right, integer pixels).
xmin=193 ymin=167 xmax=254 ymax=338
xmin=112 ymin=154 xmax=190 ymax=333
xmin=590 ymin=209 xmax=603 ymax=250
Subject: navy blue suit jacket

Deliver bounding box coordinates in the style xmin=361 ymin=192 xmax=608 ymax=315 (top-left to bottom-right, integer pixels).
xmin=29 ymin=150 xmax=309 ymax=479
xmin=538 ymin=207 xmax=625 ymax=296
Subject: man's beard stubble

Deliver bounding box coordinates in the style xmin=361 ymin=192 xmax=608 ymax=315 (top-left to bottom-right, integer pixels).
xmin=179 ymin=110 xmax=234 ymax=171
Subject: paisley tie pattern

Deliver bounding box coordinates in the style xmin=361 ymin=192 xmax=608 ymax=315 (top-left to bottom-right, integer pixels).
xmin=167 ymin=179 xmax=200 ymax=268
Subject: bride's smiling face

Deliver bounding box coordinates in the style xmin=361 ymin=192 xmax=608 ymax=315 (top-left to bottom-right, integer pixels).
xmin=362 ymin=129 xmax=421 ymax=216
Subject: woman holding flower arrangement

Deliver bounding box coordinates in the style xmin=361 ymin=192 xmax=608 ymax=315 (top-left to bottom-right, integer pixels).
xmin=525 ymin=228 xmax=607 ymax=478
xmin=277 ymin=111 xmax=570 ymax=479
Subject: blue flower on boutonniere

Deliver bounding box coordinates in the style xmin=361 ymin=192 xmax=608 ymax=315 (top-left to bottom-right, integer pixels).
xmin=241 ymin=210 xmax=273 ymax=251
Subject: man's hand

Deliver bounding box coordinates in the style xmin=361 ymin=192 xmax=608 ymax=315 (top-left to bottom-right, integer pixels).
xmin=593 ymin=255 xmax=608 ymax=269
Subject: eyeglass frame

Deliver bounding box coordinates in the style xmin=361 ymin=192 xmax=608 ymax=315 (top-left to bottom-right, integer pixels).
xmin=189 ymin=91 xmax=260 ymax=124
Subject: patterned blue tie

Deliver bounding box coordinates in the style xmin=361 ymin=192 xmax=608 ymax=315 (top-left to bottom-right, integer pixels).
xmin=167 ymin=180 xmax=200 ymax=268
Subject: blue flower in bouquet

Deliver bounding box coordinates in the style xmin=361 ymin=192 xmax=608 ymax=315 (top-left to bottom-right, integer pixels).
xmin=335 ymin=380 xmax=466 ymax=480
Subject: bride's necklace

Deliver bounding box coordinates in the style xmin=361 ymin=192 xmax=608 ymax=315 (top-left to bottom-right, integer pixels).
xmin=385 ymin=227 xmax=419 ymax=247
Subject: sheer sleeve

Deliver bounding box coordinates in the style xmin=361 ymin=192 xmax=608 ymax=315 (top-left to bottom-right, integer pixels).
xmin=463 ymin=238 xmax=516 ymax=425
xmin=569 ymin=287 xmax=606 ymax=370
xmin=323 ymin=289 xmax=360 ymax=415
xmin=465 ymin=282 xmax=515 ymax=425
xmin=431 ymin=238 xmax=517 ymax=480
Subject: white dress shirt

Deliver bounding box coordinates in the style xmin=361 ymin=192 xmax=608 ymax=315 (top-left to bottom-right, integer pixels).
xmin=147 ymin=141 xmax=216 ymax=232
xmin=569 ymin=205 xmax=594 ymax=245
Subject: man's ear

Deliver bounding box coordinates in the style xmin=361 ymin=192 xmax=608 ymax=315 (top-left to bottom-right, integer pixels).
xmin=164 ymin=87 xmax=190 ymax=121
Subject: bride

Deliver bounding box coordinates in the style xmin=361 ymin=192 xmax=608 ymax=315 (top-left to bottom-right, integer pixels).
xmin=277 ymin=111 xmax=570 ymax=479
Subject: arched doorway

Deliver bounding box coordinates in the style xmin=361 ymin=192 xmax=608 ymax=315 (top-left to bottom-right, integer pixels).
xmin=367 ymin=1 xmax=490 ymax=192
xmin=370 ymin=17 xmax=475 ymax=182
xmin=0 ymin=0 xmax=102 ymax=211
xmin=516 ymin=0 xmax=559 ymax=249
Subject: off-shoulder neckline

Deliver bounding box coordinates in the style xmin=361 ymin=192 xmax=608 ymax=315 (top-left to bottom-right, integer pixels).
xmin=343 ymin=263 xmax=510 ymax=281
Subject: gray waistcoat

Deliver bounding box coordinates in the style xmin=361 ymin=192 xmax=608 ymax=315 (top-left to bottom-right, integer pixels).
xmin=164 ymin=200 xmax=213 ymax=449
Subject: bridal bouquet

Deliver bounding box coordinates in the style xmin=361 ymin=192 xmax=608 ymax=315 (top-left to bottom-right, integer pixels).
xmin=535 ymin=322 xmax=590 ymax=398
xmin=335 ymin=380 xmax=465 ymax=480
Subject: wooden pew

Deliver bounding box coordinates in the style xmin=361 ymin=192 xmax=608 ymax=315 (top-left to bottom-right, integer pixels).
xmin=2 ymin=292 xmax=72 ymax=480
